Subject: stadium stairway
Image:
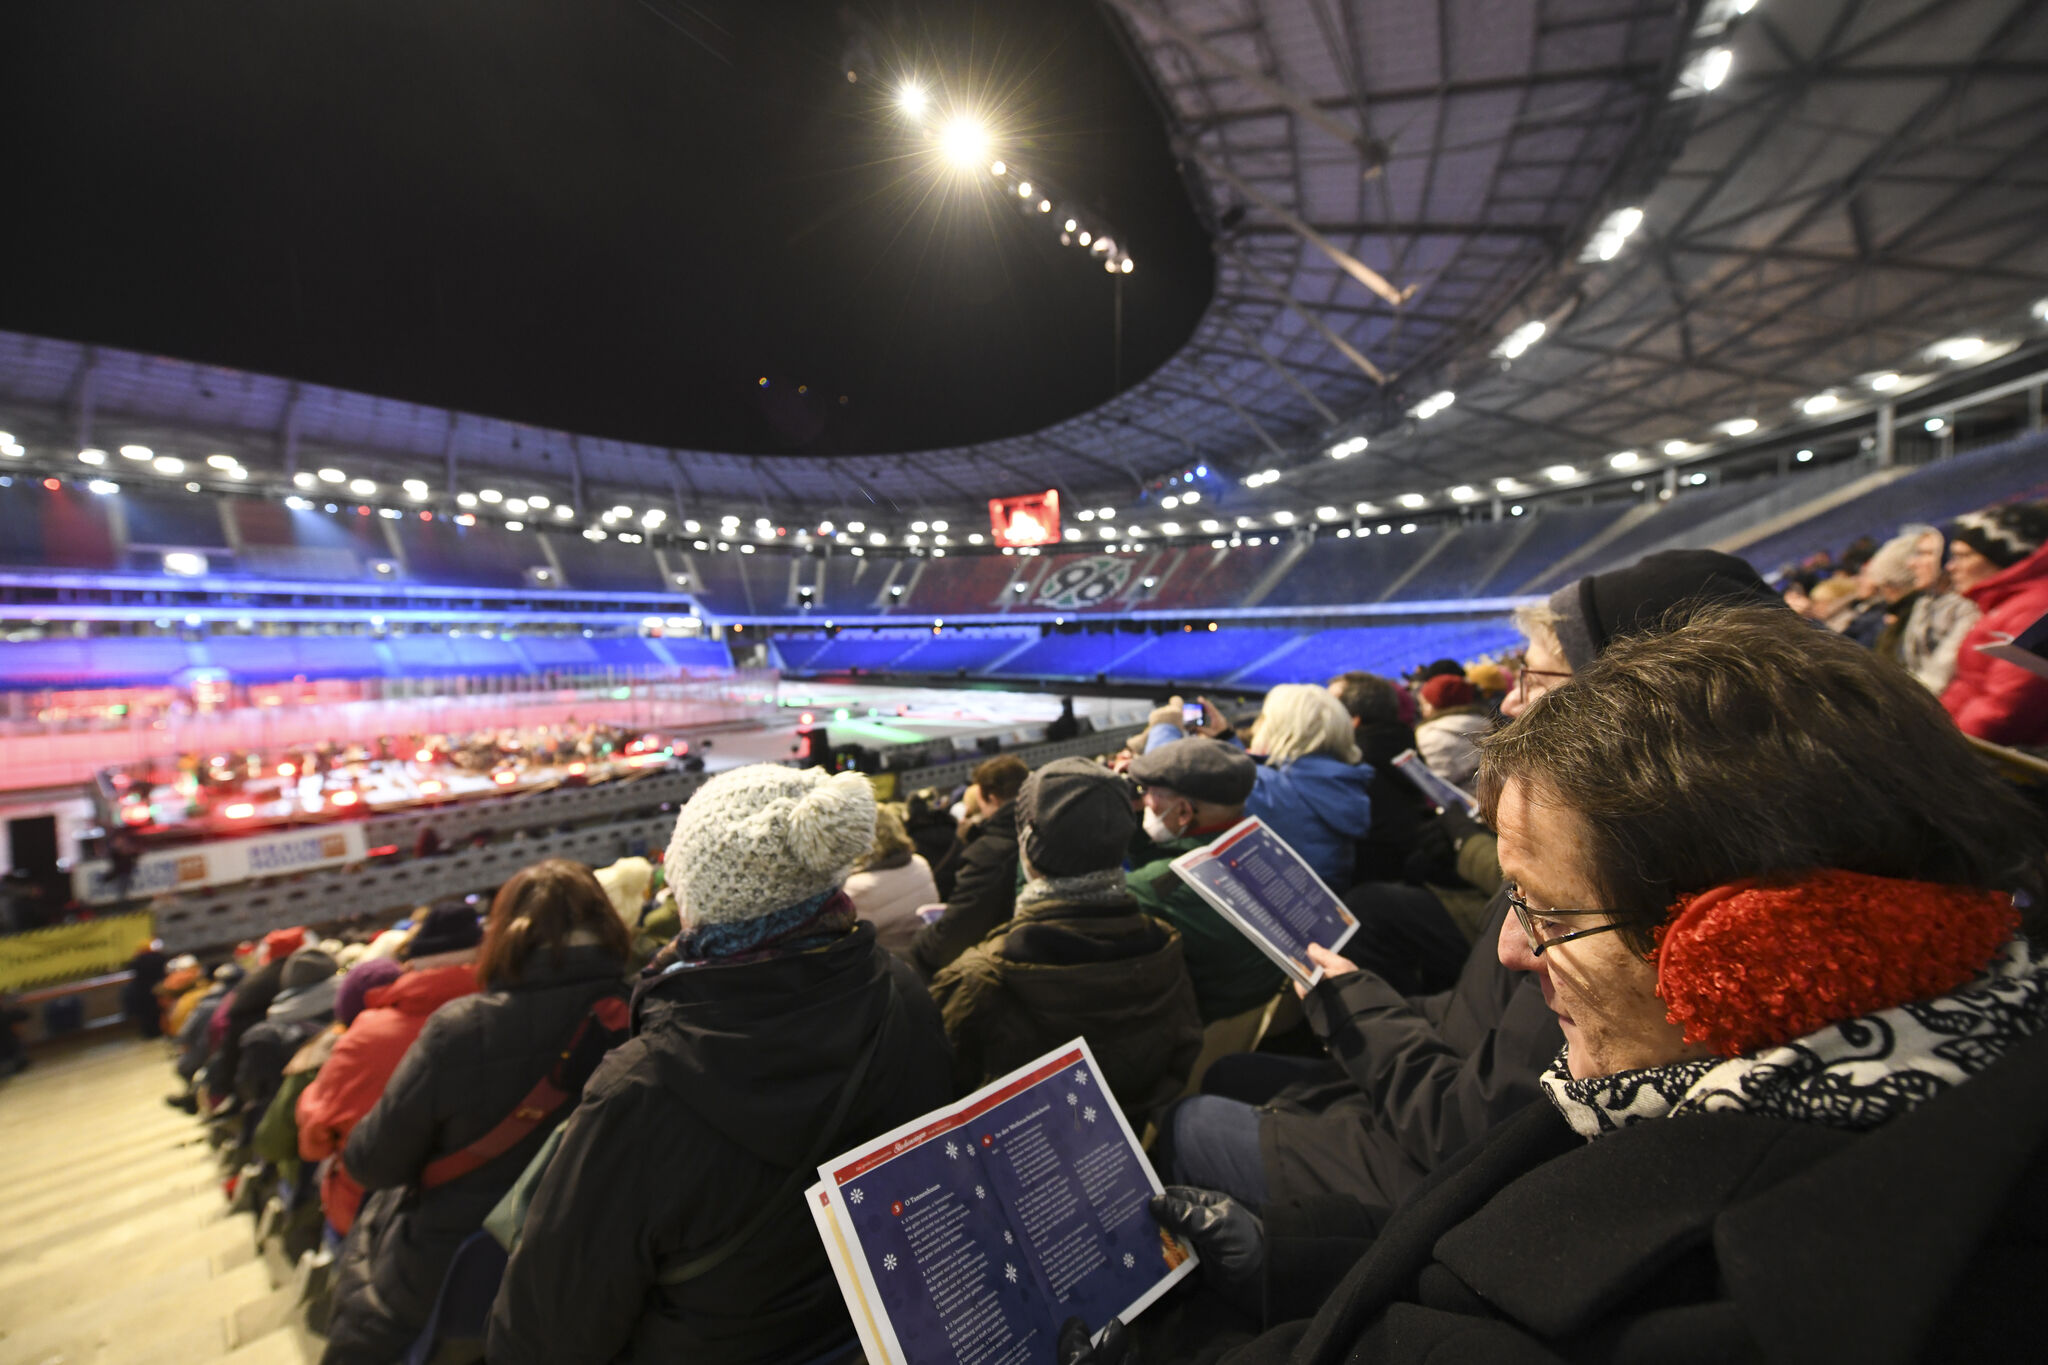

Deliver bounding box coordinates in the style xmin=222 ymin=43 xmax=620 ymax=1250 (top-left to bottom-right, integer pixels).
xmin=0 ymin=1039 xmax=320 ymax=1365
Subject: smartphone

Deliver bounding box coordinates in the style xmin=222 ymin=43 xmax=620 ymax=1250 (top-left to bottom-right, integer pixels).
xmin=1181 ymin=701 xmax=1206 ymax=729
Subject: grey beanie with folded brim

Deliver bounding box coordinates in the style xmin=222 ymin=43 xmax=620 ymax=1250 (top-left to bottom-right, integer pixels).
xmin=1546 ymin=582 xmax=1599 ymax=672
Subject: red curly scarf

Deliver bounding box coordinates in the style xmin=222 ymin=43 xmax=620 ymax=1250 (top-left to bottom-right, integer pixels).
xmin=1654 ymin=869 xmax=2019 ymax=1057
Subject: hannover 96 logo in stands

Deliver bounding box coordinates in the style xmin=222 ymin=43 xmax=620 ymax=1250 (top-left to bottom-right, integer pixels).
xmin=1036 ymin=556 xmax=1132 ymax=609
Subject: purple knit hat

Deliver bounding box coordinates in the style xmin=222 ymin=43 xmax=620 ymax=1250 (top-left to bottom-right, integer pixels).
xmin=336 ymin=958 xmax=404 ymax=1026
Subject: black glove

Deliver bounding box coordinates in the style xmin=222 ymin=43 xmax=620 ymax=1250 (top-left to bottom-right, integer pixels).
xmin=1435 ymin=801 xmax=1486 ymax=846
xmin=1057 ymin=1315 xmax=1133 ymax=1365
xmin=1149 ymin=1186 xmax=1265 ymax=1306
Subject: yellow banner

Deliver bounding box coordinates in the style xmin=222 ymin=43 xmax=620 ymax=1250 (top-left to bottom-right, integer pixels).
xmin=0 ymin=912 xmax=156 ymax=993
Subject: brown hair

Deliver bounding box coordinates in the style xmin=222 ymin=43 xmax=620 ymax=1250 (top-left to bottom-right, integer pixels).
xmin=972 ymin=754 xmax=1030 ymax=804
xmin=1477 ymin=603 xmax=2047 ymax=954
xmin=476 ymin=859 xmax=632 ymax=987
xmin=1328 ymin=671 xmax=1401 ymax=727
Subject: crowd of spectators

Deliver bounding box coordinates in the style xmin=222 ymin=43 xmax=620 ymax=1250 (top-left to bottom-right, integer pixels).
xmin=1777 ymin=499 xmax=2048 ymax=745
xmin=127 ymin=495 xmax=2048 ymax=1364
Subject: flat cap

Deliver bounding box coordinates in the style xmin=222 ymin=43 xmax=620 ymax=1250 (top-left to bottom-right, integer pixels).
xmin=1016 ymin=758 xmax=1137 ymax=878
xmin=1127 ymin=736 xmax=1256 ymax=806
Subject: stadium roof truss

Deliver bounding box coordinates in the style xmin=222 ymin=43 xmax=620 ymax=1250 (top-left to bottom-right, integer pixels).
xmin=1 ymin=0 xmax=2044 ymax=525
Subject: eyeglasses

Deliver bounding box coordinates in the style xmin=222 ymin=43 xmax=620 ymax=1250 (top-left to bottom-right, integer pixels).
xmin=1506 ymin=884 xmax=1627 ymax=957
xmin=1513 ymin=666 xmax=1572 ymax=704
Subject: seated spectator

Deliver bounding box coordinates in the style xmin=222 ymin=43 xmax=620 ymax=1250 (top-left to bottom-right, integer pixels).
xmin=1863 ymin=524 xmax=1931 ymax=667
xmin=208 ymin=926 xmax=305 ymax=1110
xmin=1463 ymin=661 xmax=1508 ymax=707
xmin=1806 ymin=573 xmax=1864 ymax=632
xmin=1940 ymin=500 xmax=2048 ymax=745
xmin=167 ymin=963 xmax=242 ymax=1110
xmin=1327 ymin=671 xmax=1425 ymax=883
xmin=1412 ymin=674 xmax=1489 ymax=788
xmin=930 ymin=758 xmax=1201 ymax=1126
xmin=1241 ymin=684 xmax=1372 ymax=893
xmin=1143 ymin=602 xmax=2048 ymax=1358
xmin=489 ymin=765 xmax=952 ymax=1365
xmin=1902 ymin=522 xmax=1979 ymax=693
xmin=157 ymin=953 xmax=205 ymax=1035
xmin=1162 ymin=549 xmax=1785 ymax=1233
xmin=901 ymin=786 xmax=958 ymax=869
xmin=844 ymin=804 xmax=940 ymax=958
xmin=325 ymin=862 xmax=631 ymax=1365
xmin=298 ymin=905 xmax=483 ymax=1236
xmin=911 ymin=754 xmax=1027 ymax=977
xmin=1126 ymin=738 xmax=1280 ymax=1022
xmin=256 ymin=962 xmax=401 ymax=1196
xmin=234 ymin=944 xmax=339 ymax=1116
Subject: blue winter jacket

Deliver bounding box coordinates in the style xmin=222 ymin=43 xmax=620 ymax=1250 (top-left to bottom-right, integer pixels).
xmin=1245 ymin=752 xmax=1374 ymax=893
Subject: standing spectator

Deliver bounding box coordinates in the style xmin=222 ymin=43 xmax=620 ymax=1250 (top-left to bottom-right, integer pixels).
xmin=121 ymin=940 xmax=169 ymax=1039
xmin=1902 ymin=524 xmax=1979 ymax=693
xmin=1940 ymin=502 xmax=2048 ymax=745
xmin=298 ymin=907 xmax=483 ymax=1236
xmin=1126 ymin=738 xmax=1279 ymax=1023
xmin=1412 ymin=674 xmax=1490 ymax=788
xmin=1327 ymin=671 xmax=1425 ymax=883
xmin=930 ymin=759 xmax=1202 ymax=1126
xmin=489 ymin=766 xmax=952 ymax=1365
xmin=323 ymin=862 xmax=631 ymax=1365
xmin=843 ymin=805 xmax=940 ymax=958
xmin=1242 ymin=684 xmax=1373 ymax=893
xmin=911 ymin=754 xmax=1027 ymax=977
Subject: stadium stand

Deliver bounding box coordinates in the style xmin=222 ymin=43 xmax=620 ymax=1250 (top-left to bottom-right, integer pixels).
xmin=887 ymin=631 xmax=1034 ymax=674
xmin=1106 ymin=626 xmax=1303 ymax=683
xmin=542 ymin=532 xmax=667 ymax=594
xmin=646 ymin=636 xmax=732 ymax=672
xmin=1232 ymin=620 xmax=1524 ymax=689
xmin=984 ymin=631 xmax=1154 ymax=679
xmin=900 ymin=554 xmax=1021 ymax=614
xmin=1473 ymin=505 xmax=1632 ymax=595
xmin=1259 ymin=532 xmax=1423 ymax=607
xmin=227 ymin=500 xmax=388 ymax=581
xmin=814 ymin=554 xmax=892 ymax=613
xmin=0 ymin=480 xmax=120 ymax=570
xmin=393 ymin=518 xmax=543 ymax=589
xmin=1146 ymin=543 xmax=1288 ymax=610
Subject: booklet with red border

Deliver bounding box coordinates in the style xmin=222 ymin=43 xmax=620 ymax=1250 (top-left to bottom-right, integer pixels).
xmin=810 ymin=1038 xmax=1196 ymax=1365
xmin=1168 ymin=814 xmax=1359 ymax=991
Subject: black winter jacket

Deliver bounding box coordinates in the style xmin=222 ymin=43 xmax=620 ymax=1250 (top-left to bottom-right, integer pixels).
xmin=322 ymin=945 xmax=627 ymax=1365
xmin=1351 ymin=720 xmax=1426 ymax=884
xmin=1226 ymin=1023 xmax=2048 ymax=1364
xmin=1257 ymin=894 xmax=1559 ymax=1233
xmin=487 ymin=922 xmax=954 ymax=1365
xmin=910 ymin=801 xmax=1020 ymax=978
xmin=208 ymin=959 xmax=282 ymax=1101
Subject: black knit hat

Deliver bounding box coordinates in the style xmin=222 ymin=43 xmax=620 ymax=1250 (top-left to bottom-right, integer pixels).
xmin=1016 ymin=758 xmax=1137 ymax=878
xmin=1948 ymin=503 xmax=2048 ymax=572
xmin=403 ymin=901 xmax=483 ymax=960
xmin=1547 ymin=549 xmax=1784 ymax=671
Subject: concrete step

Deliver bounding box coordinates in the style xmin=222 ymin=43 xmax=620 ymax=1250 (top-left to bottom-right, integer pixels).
xmin=0 ymin=1184 xmax=231 ymax=1282
xmin=1 ymin=1143 xmax=222 ymax=1230
xmin=0 ymin=1120 xmax=212 ymax=1194
xmin=0 ymin=1253 xmax=271 ymax=1365
xmin=0 ymin=1164 xmax=221 ymax=1258
xmin=0 ymin=1216 xmax=252 ymax=1326
xmin=218 ymin=1320 xmax=323 ymax=1365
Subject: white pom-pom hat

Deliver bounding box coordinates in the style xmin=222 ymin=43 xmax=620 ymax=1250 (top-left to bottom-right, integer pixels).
xmin=663 ymin=764 xmax=878 ymax=927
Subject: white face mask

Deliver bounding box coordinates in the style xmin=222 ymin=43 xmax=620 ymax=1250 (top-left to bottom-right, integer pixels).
xmin=1142 ymin=805 xmax=1183 ymax=844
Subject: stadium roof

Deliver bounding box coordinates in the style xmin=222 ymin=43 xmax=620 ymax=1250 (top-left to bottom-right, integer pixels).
xmin=1 ymin=0 xmax=2044 ymax=532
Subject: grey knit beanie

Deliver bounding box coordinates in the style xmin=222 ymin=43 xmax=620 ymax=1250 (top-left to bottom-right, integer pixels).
xmin=663 ymin=764 xmax=878 ymax=928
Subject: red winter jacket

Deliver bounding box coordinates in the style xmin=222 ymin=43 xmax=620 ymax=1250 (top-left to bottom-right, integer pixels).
xmin=296 ymin=962 xmax=479 ymax=1233
xmin=1942 ymin=542 xmax=2048 ymax=747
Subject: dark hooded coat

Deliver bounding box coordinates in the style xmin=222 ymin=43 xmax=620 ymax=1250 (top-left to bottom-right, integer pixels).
xmin=486 ymin=921 xmax=953 ymax=1365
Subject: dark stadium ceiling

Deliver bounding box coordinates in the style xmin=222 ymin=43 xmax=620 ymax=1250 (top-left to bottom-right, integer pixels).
xmin=2 ymin=0 xmax=2046 ymax=532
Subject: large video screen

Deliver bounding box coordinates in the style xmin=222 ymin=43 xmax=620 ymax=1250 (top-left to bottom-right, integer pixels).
xmin=988 ymin=490 xmax=1061 ymax=548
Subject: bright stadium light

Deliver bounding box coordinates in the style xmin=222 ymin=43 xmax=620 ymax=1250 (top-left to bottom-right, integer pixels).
xmin=1272 ymin=510 xmax=1296 ymax=525
xmin=120 ymin=444 xmax=153 ymax=461
xmin=294 ymin=471 xmax=318 ymax=489
xmin=554 ymin=504 xmax=574 ymax=520
xmin=88 ymin=479 xmax=119 ymax=495
xmin=1930 ymin=336 xmax=1986 ymax=362
xmin=1494 ymin=320 xmax=1547 ymax=360
xmin=1868 ymin=372 xmax=1902 ymax=392
xmin=205 ymin=453 xmax=238 ymax=470
xmin=897 ymin=82 xmax=928 ymax=118
xmin=1410 ymin=391 xmax=1455 ymax=420
xmin=348 ymin=478 xmax=376 ymax=496
xmin=939 ymin=117 xmax=989 ymax=168
xmin=78 ymin=448 xmax=108 ymax=466
xmin=1608 ymin=450 xmax=1640 ymax=469
xmin=1719 ymin=418 xmax=1759 ymax=437
xmin=506 ymin=498 xmax=529 ymax=515
xmin=1800 ymin=392 xmax=1841 ymax=416
xmin=318 ymin=467 xmax=345 ymax=483
xmin=1398 ymin=492 xmax=1428 ymax=509
xmin=1448 ymin=485 xmax=1479 ymax=502
xmin=528 ymin=494 xmax=550 ymax=508
xmin=153 ymin=456 xmax=186 ymax=476
xmin=1544 ymin=465 xmax=1580 ymax=482
xmin=1315 ymin=506 xmax=1340 ymax=521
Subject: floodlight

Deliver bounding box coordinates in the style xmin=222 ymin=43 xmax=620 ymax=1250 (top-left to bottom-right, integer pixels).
xmin=897 ymin=83 xmax=928 ymax=117
xmin=206 ymin=453 xmax=237 ymax=470
xmin=153 ymin=456 xmax=186 ymax=475
xmin=120 ymin=444 xmax=153 ymax=461
xmin=939 ymin=118 xmax=989 ymax=168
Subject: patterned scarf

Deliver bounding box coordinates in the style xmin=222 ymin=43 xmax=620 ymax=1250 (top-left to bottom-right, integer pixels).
xmin=1014 ymin=867 xmax=1131 ymax=914
xmin=649 ymin=889 xmax=858 ymax=975
xmin=1543 ymin=937 xmax=2048 ymax=1140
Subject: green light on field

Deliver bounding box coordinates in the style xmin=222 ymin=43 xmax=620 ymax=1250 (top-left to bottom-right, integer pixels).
xmin=611 ymin=687 xmax=632 ymax=700
xmin=834 ymin=708 xmax=851 ymax=721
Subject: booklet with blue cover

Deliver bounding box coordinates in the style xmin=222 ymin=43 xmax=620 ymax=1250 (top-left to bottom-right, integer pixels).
xmin=809 ymin=1039 xmax=1196 ymax=1365
xmin=1168 ymin=814 xmax=1359 ymax=990
xmin=1389 ymin=748 xmax=1481 ymax=817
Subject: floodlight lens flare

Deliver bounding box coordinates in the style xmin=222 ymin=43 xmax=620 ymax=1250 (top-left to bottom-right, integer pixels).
xmin=897 ymin=83 xmax=927 ymax=117
xmin=939 ymin=118 xmax=989 ymax=168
